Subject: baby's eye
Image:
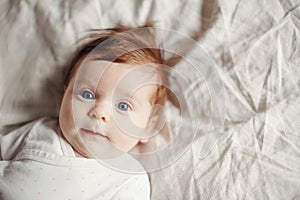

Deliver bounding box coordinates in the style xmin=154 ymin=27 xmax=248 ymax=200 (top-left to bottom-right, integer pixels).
xmin=80 ymin=90 xmax=95 ymax=100
xmin=116 ymin=102 xmax=130 ymax=111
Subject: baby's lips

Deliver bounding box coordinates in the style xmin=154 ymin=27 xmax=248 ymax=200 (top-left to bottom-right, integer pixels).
xmin=81 ymin=128 xmax=108 ymax=138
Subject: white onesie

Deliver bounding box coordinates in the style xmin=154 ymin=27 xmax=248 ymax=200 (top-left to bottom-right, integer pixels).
xmin=0 ymin=118 xmax=150 ymax=200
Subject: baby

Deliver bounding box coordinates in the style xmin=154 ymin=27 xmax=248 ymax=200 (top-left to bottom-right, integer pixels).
xmin=0 ymin=24 xmax=168 ymax=200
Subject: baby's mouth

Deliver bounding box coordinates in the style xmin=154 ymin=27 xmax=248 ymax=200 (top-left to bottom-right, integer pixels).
xmin=81 ymin=128 xmax=108 ymax=138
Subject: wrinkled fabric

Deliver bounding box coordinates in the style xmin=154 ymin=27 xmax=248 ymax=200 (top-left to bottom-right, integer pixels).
xmin=0 ymin=0 xmax=299 ymax=199
xmin=0 ymin=118 xmax=150 ymax=200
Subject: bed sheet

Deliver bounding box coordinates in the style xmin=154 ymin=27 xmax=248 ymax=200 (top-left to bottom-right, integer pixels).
xmin=1 ymin=0 xmax=300 ymax=199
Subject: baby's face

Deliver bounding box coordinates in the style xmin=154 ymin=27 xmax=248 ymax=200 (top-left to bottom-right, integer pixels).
xmin=59 ymin=60 xmax=159 ymax=158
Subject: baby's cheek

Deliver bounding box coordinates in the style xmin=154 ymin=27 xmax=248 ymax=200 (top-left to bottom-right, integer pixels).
xmin=60 ymin=105 xmax=74 ymax=130
xmin=72 ymin=99 xmax=93 ymax=119
xmin=61 ymin=98 xmax=79 ymax=128
xmin=129 ymin=107 xmax=152 ymax=128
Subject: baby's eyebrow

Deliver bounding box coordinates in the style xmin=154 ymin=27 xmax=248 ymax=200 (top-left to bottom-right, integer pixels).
xmin=76 ymin=78 xmax=98 ymax=86
xmin=74 ymin=79 xmax=98 ymax=90
xmin=114 ymin=87 xmax=141 ymax=105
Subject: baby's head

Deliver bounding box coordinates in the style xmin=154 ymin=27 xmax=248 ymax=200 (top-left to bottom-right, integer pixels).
xmin=59 ymin=24 xmax=167 ymax=158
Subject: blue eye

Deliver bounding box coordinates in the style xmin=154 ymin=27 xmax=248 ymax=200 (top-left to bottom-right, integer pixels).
xmin=80 ymin=90 xmax=95 ymax=100
xmin=116 ymin=102 xmax=130 ymax=111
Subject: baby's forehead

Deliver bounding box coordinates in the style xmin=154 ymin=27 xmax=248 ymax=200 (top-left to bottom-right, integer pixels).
xmin=76 ymin=60 xmax=160 ymax=80
xmin=74 ymin=60 xmax=161 ymax=93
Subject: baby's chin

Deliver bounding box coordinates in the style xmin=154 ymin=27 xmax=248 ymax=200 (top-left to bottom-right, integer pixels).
xmin=77 ymin=138 xmax=128 ymax=159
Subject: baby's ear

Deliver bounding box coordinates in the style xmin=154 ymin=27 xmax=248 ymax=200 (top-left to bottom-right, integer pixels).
xmin=139 ymin=138 xmax=150 ymax=144
xmin=134 ymin=137 xmax=156 ymax=154
xmin=154 ymin=86 xmax=167 ymax=105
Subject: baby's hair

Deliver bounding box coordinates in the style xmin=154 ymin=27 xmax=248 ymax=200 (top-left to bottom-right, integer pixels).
xmin=64 ymin=23 xmax=167 ymax=104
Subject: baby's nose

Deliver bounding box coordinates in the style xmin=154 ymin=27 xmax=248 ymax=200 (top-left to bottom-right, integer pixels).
xmin=88 ymin=105 xmax=110 ymax=122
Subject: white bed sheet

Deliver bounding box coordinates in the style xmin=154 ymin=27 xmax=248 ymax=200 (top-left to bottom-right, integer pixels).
xmin=1 ymin=0 xmax=300 ymax=199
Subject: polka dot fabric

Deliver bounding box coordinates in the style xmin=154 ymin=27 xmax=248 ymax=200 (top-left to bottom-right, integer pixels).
xmin=0 ymin=118 xmax=150 ymax=200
